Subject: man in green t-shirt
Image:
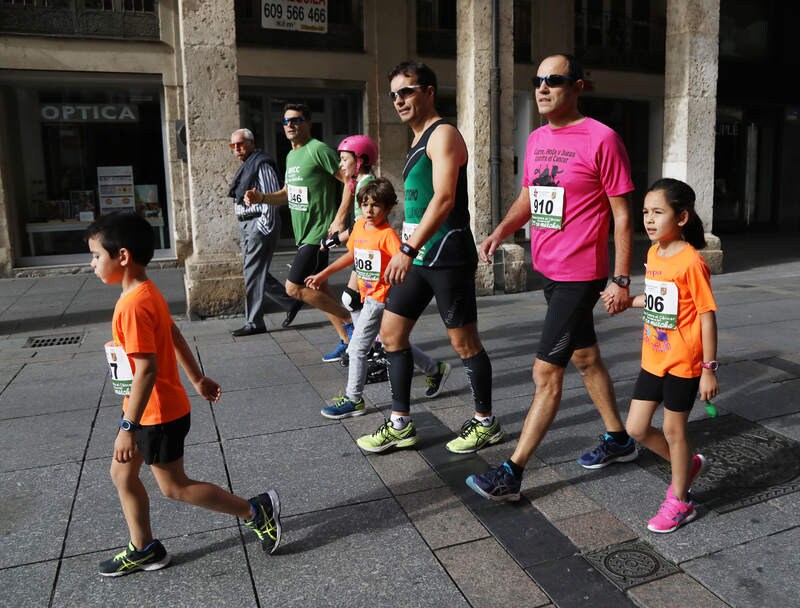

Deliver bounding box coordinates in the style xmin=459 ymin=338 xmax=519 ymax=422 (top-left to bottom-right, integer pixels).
xmin=245 ymin=103 xmax=354 ymax=361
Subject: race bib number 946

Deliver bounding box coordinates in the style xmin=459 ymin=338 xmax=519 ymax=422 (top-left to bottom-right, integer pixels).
xmin=642 ymin=279 xmax=679 ymax=329
xmin=529 ymin=185 xmax=564 ymax=230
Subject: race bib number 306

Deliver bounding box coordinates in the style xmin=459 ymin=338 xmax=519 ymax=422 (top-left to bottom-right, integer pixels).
xmin=104 ymin=342 xmax=133 ymax=396
xmin=287 ymin=184 xmax=309 ymax=211
xmin=642 ymin=279 xmax=679 ymax=329
xmin=354 ymin=248 xmax=381 ymax=281
xmin=529 ymin=185 xmax=564 ymax=230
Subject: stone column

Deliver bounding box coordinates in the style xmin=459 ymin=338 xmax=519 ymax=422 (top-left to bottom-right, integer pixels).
xmin=663 ymin=0 xmax=723 ymax=271
xmin=457 ymin=0 xmax=520 ymax=293
xmin=178 ymin=0 xmax=244 ymax=317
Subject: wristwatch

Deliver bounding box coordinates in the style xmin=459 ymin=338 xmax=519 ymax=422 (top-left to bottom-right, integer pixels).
xmin=701 ymin=360 xmax=720 ymax=372
xmin=611 ymin=275 xmax=631 ymax=288
xmin=119 ymin=418 xmax=142 ymax=432
xmin=399 ymin=242 xmax=418 ymax=258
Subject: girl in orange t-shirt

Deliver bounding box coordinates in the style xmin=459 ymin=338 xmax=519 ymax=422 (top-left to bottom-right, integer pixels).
xmin=603 ymin=178 xmax=719 ymax=534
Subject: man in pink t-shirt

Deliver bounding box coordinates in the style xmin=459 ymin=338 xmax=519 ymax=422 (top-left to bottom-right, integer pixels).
xmin=467 ymin=53 xmax=638 ymax=502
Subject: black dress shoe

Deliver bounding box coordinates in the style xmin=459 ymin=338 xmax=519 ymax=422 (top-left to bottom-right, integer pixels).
xmin=282 ymin=302 xmax=303 ymax=328
xmin=231 ymin=325 xmax=267 ymax=337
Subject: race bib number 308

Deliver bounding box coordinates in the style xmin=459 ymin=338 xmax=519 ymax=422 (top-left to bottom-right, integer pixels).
xmin=642 ymin=279 xmax=679 ymax=329
xmin=529 ymin=185 xmax=564 ymax=230
xmin=354 ymin=248 xmax=381 ymax=281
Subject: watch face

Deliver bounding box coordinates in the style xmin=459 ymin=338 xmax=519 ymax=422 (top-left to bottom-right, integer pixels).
xmin=614 ymin=276 xmax=630 ymax=288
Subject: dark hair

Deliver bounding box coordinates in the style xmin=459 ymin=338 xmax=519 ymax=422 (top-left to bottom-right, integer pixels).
xmin=85 ymin=213 xmax=155 ymax=265
xmin=387 ymin=61 xmax=437 ymax=94
xmin=647 ymin=178 xmax=706 ymax=249
xmin=357 ymin=177 xmax=398 ymax=210
xmin=283 ymin=103 xmax=311 ymax=121
xmin=546 ymin=53 xmax=585 ymax=80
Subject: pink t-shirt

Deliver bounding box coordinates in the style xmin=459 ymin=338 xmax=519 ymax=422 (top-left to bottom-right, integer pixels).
xmin=522 ymin=117 xmax=634 ymax=281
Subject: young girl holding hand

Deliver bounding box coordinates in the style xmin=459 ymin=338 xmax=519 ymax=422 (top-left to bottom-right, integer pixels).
xmin=603 ymin=178 xmax=719 ymax=533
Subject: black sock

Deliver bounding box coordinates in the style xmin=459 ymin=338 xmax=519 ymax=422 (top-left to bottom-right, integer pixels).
xmin=462 ymin=349 xmax=492 ymax=414
xmin=608 ymin=430 xmax=630 ymax=445
xmin=505 ymin=459 xmax=524 ymax=479
xmin=386 ymin=348 xmax=413 ymax=412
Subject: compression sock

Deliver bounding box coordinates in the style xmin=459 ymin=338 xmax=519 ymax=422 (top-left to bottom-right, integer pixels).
xmin=386 ymin=348 xmax=413 ymax=413
xmin=462 ymin=349 xmax=493 ymax=414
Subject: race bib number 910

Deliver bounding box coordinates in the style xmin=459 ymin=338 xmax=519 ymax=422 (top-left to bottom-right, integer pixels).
xmin=529 ymin=185 xmax=564 ymax=230
xmin=642 ymin=279 xmax=679 ymax=329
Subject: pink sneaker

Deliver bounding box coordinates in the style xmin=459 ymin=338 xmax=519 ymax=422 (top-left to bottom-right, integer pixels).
xmin=647 ymin=496 xmax=696 ymax=533
xmin=667 ymin=453 xmax=707 ymax=500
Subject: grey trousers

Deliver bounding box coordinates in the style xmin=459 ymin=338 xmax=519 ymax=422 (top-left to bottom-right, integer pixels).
xmin=346 ymin=296 xmax=437 ymax=400
xmin=240 ymin=218 xmax=297 ymax=328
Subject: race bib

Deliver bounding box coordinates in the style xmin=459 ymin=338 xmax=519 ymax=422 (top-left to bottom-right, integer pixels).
xmin=354 ymin=248 xmax=381 ymax=281
xmin=401 ymin=222 xmax=418 ymax=243
xmin=642 ymin=279 xmax=679 ymax=329
xmin=529 ymin=185 xmax=565 ymax=230
xmin=287 ymin=184 xmax=309 ymax=211
xmin=104 ymin=342 xmax=133 ymax=396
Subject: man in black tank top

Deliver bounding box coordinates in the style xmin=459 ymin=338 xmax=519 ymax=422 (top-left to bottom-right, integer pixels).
xmin=355 ymin=62 xmax=503 ymax=455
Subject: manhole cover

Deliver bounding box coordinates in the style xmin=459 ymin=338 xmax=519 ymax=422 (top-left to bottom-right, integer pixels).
xmin=585 ymin=541 xmax=678 ymax=590
xmin=638 ymin=414 xmax=800 ymax=514
xmin=24 ymin=333 xmax=83 ymax=348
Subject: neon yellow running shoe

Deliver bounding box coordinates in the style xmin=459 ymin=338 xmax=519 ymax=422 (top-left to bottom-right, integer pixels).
xmin=446 ymin=417 xmax=504 ymax=454
xmin=356 ymin=420 xmax=418 ymax=453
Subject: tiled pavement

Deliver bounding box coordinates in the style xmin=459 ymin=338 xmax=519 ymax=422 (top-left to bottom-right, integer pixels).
xmin=1 ymin=235 xmax=798 ymax=608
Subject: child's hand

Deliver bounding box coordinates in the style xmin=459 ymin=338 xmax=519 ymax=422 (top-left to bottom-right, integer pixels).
xmin=114 ymin=431 xmax=138 ymax=463
xmin=194 ymin=375 xmax=221 ymax=403
xmin=699 ymin=371 xmax=719 ymax=402
xmin=305 ymin=274 xmax=322 ymax=290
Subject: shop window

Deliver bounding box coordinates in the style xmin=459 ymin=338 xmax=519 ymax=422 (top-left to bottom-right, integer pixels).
xmin=0 ymin=76 xmax=169 ymax=260
xmin=416 ymin=0 xmax=456 ymax=57
xmin=235 ymin=0 xmax=363 ymax=51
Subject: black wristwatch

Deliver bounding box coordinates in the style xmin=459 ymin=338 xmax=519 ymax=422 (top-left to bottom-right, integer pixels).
xmin=612 ymin=275 xmax=631 ymax=288
xmin=399 ymin=243 xmax=418 ymax=258
xmin=119 ymin=418 xmax=142 ymax=432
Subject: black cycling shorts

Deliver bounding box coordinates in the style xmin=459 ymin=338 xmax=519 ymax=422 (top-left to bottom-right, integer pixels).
xmin=537 ymin=277 xmax=606 ymax=367
xmin=287 ymin=243 xmax=330 ymax=286
xmin=385 ymin=264 xmax=477 ymax=329
xmin=632 ymin=368 xmax=700 ymax=412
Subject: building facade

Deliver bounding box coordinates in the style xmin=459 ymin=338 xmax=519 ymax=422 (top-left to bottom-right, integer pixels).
xmin=1 ymin=0 xmax=797 ymax=315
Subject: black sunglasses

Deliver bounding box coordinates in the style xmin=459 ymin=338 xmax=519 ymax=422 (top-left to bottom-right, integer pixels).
xmin=388 ymin=84 xmax=427 ymax=102
xmin=533 ymin=74 xmax=577 ymax=89
xmin=283 ymin=116 xmax=306 ymax=126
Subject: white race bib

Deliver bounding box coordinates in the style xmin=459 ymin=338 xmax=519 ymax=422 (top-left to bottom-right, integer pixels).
xmin=529 ymin=185 xmax=565 ymax=230
xmin=642 ymin=279 xmax=679 ymax=329
xmin=287 ymin=184 xmax=309 ymax=211
xmin=104 ymin=342 xmax=133 ymax=396
xmin=354 ymin=248 xmax=381 ymax=281
xmin=401 ymin=222 xmax=418 ymax=243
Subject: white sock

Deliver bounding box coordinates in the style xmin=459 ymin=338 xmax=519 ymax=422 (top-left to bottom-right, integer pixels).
xmin=390 ymin=414 xmax=411 ymax=429
xmin=475 ymin=414 xmax=494 ymax=427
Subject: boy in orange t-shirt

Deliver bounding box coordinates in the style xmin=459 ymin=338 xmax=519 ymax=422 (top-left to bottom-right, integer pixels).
xmin=87 ymin=213 xmax=281 ymax=577
xmin=305 ymin=178 xmax=449 ymax=433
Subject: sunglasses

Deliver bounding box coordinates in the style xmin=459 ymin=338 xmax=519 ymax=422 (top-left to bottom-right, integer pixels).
xmin=533 ymin=74 xmax=576 ymax=89
xmin=389 ymin=84 xmax=427 ymax=102
xmin=282 ymin=116 xmax=306 ymax=126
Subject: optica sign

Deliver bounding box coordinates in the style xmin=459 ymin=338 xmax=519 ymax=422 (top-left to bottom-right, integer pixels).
xmin=39 ymin=104 xmax=139 ymax=123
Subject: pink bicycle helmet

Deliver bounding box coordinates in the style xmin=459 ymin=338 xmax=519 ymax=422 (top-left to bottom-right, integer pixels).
xmin=337 ymin=135 xmax=378 ymax=174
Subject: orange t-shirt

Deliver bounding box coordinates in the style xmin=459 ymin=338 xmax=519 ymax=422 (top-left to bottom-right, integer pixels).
xmin=112 ymin=280 xmax=191 ymax=425
xmin=346 ymin=217 xmax=401 ymax=303
xmin=640 ymin=243 xmax=717 ymax=378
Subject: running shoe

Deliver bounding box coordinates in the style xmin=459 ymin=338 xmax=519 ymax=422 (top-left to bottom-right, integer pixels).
xmin=466 ymin=462 xmax=522 ymax=502
xmin=445 ymin=417 xmax=504 ymax=454
xmin=577 ymin=433 xmax=638 ymax=469
xmin=424 ymin=361 xmax=451 ymax=398
xmin=321 ymin=393 xmax=366 ymax=419
xmin=647 ymin=496 xmax=696 ymax=533
xmin=245 ymin=489 xmax=282 ymax=554
xmin=343 ymin=322 xmax=354 ymax=340
xmin=667 ymin=453 xmax=707 ymax=499
xmin=322 ymin=339 xmax=348 ymax=363
xmin=356 ymin=420 xmax=417 ymax=453
xmin=98 ymin=539 xmax=170 ymax=577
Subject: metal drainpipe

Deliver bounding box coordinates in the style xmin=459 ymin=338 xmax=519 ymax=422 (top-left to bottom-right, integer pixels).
xmin=489 ymin=0 xmax=501 ymax=229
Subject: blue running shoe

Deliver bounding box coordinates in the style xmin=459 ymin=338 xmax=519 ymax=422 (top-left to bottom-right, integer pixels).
xmin=322 ymin=339 xmax=348 ymax=363
xmin=466 ymin=462 xmax=521 ymax=502
xmin=343 ymin=322 xmax=355 ymax=340
xmin=577 ymin=433 xmax=638 ymax=469
xmin=321 ymin=393 xmax=366 ymax=419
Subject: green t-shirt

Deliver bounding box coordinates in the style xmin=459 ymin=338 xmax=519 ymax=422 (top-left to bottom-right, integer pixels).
xmin=285 ymin=138 xmax=340 ymax=246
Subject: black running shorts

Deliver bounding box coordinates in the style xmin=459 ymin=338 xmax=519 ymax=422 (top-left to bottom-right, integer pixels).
xmin=632 ymin=368 xmax=700 ymax=412
xmin=287 ymin=243 xmax=330 ymax=286
xmin=129 ymin=412 xmax=191 ymax=465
